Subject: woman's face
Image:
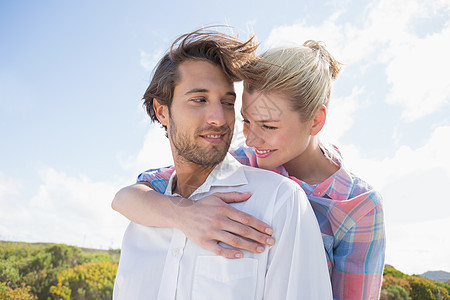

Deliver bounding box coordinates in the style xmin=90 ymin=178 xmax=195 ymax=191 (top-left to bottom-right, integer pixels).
xmin=241 ymin=89 xmax=313 ymax=170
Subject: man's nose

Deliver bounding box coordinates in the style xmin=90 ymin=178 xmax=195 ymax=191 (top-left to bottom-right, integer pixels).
xmin=206 ymin=102 xmax=227 ymax=127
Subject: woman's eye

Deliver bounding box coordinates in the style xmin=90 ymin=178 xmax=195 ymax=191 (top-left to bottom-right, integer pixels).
xmin=263 ymin=125 xmax=277 ymax=130
xmin=242 ymin=119 xmax=250 ymax=124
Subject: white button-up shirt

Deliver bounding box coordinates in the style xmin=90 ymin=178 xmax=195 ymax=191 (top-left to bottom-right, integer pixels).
xmin=114 ymin=154 xmax=332 ymax=299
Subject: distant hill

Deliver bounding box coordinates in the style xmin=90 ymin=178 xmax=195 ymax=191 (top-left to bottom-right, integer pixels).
xmin=421 ymin=270 xmax=450 ymax=282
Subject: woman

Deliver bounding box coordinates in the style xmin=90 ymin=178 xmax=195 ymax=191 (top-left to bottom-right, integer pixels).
xmin=112 ymin=40 xmax=385 ymax=299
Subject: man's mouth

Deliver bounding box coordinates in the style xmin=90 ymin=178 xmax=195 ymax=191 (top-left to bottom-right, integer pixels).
xmin=205 ymin=134 xmax=222 ymax=138
xmin=200 ymin=132 xmax=227 ymax=144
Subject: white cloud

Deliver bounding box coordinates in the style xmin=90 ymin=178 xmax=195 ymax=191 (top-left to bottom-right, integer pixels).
xmin=140 ymin=49 xmax=164 ymax=72
xmin=338 ymin=126 xmax=450 ymax=273
xmin=384 ymin=25 xmax=450 ymax=121
xmin=0 ymin=168 xmax=128 ymax=249
xmin=266 ymin=0 xmax=450 ymax=121
xmin=0 ymin=173 xmax=24 ymax=240
xmin=120 ymin=125 xmax=174 ymax=174
xmin=387 ymin=217 xmax=450 ymax=274
xmin=342 ymin=126 xmax=450 ymax=188
xmin=266 ymin=12 xmax=357 ymax=64
xmin=0 ymin=173 xmax=22 ymax=203
xmin=321 ymin=86 xmax=365 ymax=143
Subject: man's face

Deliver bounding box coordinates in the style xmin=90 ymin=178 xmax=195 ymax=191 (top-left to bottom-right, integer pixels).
xmin=166 ymin=60 xmax=236 ymax=166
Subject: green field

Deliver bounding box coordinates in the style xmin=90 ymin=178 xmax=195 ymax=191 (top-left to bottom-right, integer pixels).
xmin=1 ymin=241 xmax=448 ymax=299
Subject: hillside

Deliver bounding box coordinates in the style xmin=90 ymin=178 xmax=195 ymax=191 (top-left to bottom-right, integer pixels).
xmin=382 ymin=265 xmax=450 ymax=299
xmin=1 ymin=241 xmax=449 ymax=299
xmin=421 ymin=270 xmax=450 ymax=283
xmin=0 ymin=240 xmax=119 ymax=299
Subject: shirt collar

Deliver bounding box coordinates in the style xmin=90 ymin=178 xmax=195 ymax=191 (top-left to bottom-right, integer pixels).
xmin=276 ymin=161 xmax=354 ymax=201
xmin=311 ymin=165 xmax=353 ymax=200
xmin=165 ymin=153 xmax=248 ymax=198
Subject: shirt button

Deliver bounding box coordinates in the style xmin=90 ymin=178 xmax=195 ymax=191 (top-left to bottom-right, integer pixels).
xmin=172 ymin=248 xmax=180 ymax=256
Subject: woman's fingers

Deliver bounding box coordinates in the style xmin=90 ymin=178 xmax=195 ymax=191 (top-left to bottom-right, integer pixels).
xmin=216 ymin=191 xmax=252 ymax=203
xmin=202 ymin=240 xmax=244 ymax=259
xmin=214 ymin=192 xmax=274 ymax=235
xmin=202 ymin=228 xmax=271 ymax=259
xmin=179 ymin=193 xmax=275 ymax=257
xmin=215 ymin=209 xmax=275 ymax=249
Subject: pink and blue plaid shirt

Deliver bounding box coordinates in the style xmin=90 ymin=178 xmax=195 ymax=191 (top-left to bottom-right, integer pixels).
xmin=137 ymin=146 xmax=385 ymax=300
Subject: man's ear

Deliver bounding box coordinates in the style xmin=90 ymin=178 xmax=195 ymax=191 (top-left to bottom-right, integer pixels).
xmin=153 ymin=98 xmax=169 ymax=127
xmin=310 ymin=105 xmax=327 ymax=136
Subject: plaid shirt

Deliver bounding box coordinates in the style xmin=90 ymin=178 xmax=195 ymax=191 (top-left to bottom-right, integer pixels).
xmin=137 ymin=146 xmax=385 ymax=300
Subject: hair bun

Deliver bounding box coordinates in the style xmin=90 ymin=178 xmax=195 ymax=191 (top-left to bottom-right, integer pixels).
xmin=303 ymin=40 xmax=342 ymax=79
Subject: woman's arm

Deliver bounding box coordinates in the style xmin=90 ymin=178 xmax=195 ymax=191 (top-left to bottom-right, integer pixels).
xmin=112 ymin=183 xmax=275 ymax=259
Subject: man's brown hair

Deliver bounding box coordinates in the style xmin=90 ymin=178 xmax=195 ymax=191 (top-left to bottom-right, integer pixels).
xmin=143 ymin=28 xmax=258 ymax=130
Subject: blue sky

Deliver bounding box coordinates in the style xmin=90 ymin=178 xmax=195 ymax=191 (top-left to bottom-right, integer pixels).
xmin=1 ymin=0 xmax=449 ymax=274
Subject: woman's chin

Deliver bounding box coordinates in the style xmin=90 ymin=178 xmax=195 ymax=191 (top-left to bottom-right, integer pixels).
xmin=257 ymin=159 xmax=277 ymax=171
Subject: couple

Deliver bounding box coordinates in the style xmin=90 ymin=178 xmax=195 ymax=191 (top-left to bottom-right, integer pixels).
xmin=113 ymin=28 xmax=385 ymax=299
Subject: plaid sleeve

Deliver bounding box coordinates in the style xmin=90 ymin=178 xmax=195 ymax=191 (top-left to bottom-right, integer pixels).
xmin=331 ymin=191 xmax=386 ymax=300
xmin=136 ymin=166 xmax=175 ymax=194
xmin=229 ymin=146 xmax=257 ymax=167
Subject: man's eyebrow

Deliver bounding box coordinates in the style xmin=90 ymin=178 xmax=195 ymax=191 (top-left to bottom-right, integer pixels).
xmin=185 ymin=89 xmax=236 ymax=97
xmin=185 ymin=88 xmax=208 ymax=95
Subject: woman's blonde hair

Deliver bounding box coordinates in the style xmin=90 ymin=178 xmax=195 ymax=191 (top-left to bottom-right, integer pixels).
xmin=243 ymin=40 xmax=342 ymax=121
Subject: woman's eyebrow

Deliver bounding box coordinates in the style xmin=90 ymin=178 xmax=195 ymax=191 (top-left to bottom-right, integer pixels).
xmin=255 ymin=119 xmax=280 ymax=123
xmin=241 ymin=111 xmax=280 ymax=122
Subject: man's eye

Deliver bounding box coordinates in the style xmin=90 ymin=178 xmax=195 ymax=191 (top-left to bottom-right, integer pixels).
xmin=223 ymin=101 xmax=235 ymax=107
xmin=242 ymin=119 xmax=250 ymax=124
xmin=191 ymin=98 xmax=206 ymax=103
xmin=263 ymin=125 xmax=277 ymax=130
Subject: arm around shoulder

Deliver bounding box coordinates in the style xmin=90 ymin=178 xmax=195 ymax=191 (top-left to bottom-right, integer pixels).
xmin=111 ymin=182 xmax=185 ymax=228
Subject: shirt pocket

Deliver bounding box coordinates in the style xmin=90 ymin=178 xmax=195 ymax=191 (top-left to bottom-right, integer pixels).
xmin=192 ymin=256 xmax=258 ymax=300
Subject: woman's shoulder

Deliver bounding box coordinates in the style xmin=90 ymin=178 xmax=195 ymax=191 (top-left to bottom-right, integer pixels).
xmin=347 ymin=171 xmax=383 ymax=203
xmin=323 ymin=144 xmax=383 ymax=205
xmin=229 ymin=145 xmax=258 ymax=167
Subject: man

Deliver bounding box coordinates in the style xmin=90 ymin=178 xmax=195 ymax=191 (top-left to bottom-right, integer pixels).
xmin=113 ymin=29 xmax=332 ymax=299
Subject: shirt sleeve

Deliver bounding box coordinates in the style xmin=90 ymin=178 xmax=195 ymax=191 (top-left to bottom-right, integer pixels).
xmin=229 ymin=146 xmax=257 ymax=167
xmin=331 ymin=192 xmax=386 ymax=300
xmin=136 ymin=166 xmax=175 ymax=194
xmin=264 ymin=185 xmax=333 ymax=299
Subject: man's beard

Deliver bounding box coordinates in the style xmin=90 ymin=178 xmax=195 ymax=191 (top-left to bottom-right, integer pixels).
xmin=169 ymin=117 xmax=232 ymax=166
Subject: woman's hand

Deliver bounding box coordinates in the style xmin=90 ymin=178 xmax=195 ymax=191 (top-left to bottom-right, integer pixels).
xmin=112 ymin=184 xmax=274 ymax=259
xmin=173 ymin=192 xmax=275 ymax=259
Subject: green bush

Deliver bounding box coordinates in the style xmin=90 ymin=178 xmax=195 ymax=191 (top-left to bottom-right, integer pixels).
xmin=0 ymin=241 xmax=120 ymax=299
xmin=0 ymin=282 xmax=37 ymax=300
xmin=384 ymin=264 xmax=408 ymax=279
xmin=49 ymin=261 xmax=117 ymax=300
